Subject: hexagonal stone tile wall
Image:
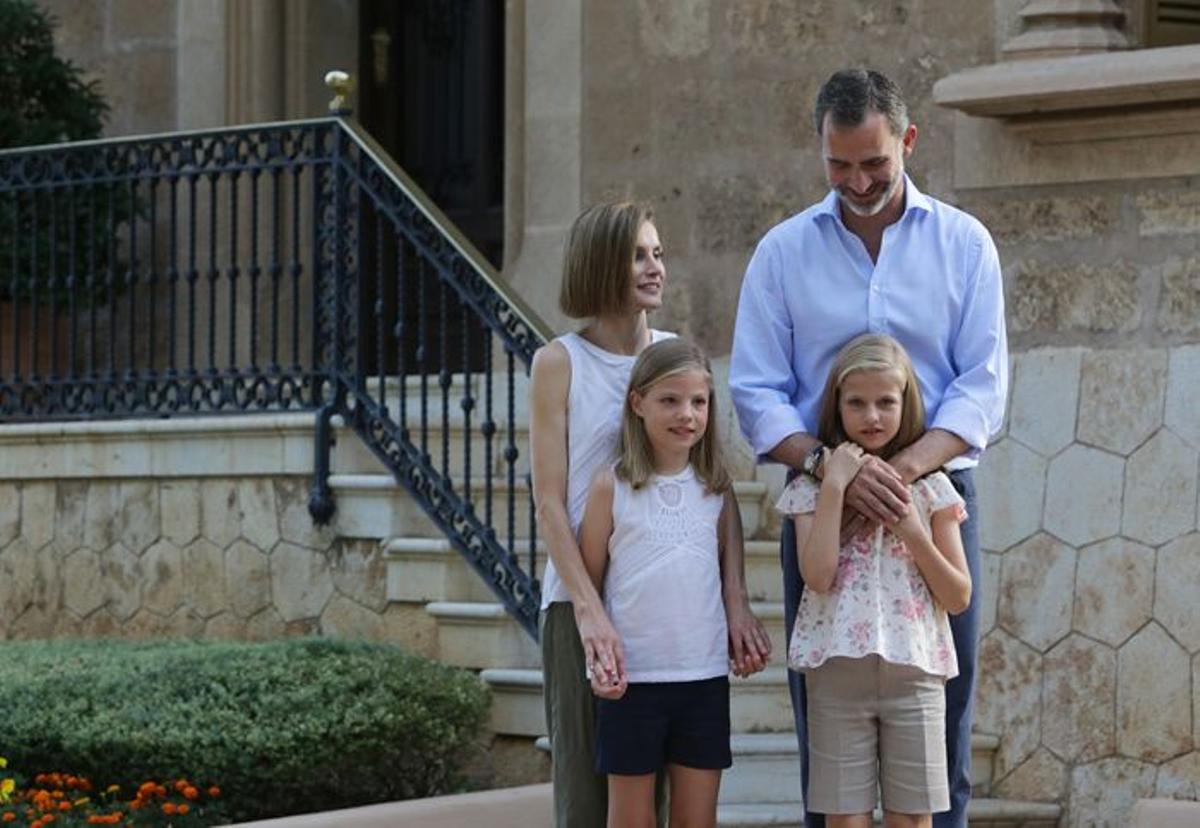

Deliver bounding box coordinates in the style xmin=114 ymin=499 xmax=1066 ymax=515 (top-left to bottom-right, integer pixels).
xmin=1042 ymin=635 xmax=1115 ymax=762
xmin=1077 ymin=349 xmax=1167 ymax=455
xmin=998 ymin=533 xmax=1075 ymax=652
xmin=1117 ymin=623 xmax=1192 ymax=762
xmin=270 ymin=541 xmax=335 ymax=623
xmin=976 ymin=438 xmax=1046 ymax=552
xmin=977 ymin=630 xmax=1043 ymax=777
xmin=1068 ymin=758 xmax=1157 ymax=828
xmin=1044 ymin=445 xmax=1123 ymax=547
xmin=1121 ymin=429 xmax=1198 ymax=546
xmin=1009 ymin=348 xmax=1082 ymax=456
xmin=994 ymin=747 xmax=1067 ymax=803
xmin=1155 ymin=534 xmax=1200 ymax=652
xmin=1073 ymin=537 xmax=1154 ymax=647
xmin=1165 ymin=345 xmax=1200 ymax=449
xmin=0 ymin=483 xmax=19 ymax=547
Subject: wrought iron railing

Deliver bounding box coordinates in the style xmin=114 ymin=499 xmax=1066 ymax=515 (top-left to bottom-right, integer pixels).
xmin=0 ymin=118 xmax=551 ymax=638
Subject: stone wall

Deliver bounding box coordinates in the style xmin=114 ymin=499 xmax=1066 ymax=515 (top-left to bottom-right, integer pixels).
xmin=0 ymin=475 xmax=418 ymax=648
xmin=975 ymin=346 xmax=1200 ymax=825
xmin=578 ymin=0 xmax=993 ymax=355
xmin=41 ymin=0 xmax=180 ymax=136
xmin=957 ymin=180 xmax=1200 ymax=351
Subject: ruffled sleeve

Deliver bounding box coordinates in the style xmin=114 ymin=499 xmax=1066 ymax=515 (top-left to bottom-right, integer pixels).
xmin=775 ymin=476 xmax=819 ymax=516
xmin=919 ymin=472 xmax=967 ymax=523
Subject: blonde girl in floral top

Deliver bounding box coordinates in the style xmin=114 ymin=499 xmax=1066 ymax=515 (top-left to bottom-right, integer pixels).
xmin=776 ymin=334 xmax=972 ymax=828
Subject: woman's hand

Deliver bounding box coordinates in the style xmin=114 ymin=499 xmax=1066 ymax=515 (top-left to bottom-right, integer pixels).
xmin=575 ymin=603 xmax=628 ymax=691
xmin=590 ymin=665 xmax=628 ymax=700
xmin=821 ymin=442 xmax=867 ymax=492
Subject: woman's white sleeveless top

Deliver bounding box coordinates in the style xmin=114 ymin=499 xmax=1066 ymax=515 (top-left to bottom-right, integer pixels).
xmin=604 ymin=466 xmax=729 ymax=683
xmin=539 ymin=329 xmax=671 ymax=609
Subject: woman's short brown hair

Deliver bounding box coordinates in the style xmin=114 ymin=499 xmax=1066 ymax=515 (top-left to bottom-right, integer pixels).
xmin=559 ymin=200 xmax=654 ymax=319
xmin=816 ymin=333 xmax=926 ymax=460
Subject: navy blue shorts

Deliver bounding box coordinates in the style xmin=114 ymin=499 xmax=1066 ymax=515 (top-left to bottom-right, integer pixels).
xmin=594 ymin=675 xmax=732 ymax=775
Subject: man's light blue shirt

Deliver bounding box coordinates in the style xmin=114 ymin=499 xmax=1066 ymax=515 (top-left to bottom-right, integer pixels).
xmin=729 ymin=176 xmax=1008 ymax=466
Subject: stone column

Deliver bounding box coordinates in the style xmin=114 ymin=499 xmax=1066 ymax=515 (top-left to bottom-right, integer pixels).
xmin=1002 ymin=0 xmax=1130 ymax=59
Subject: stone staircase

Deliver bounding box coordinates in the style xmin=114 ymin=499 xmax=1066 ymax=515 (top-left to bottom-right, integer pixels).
xmin=326 ymin=378 xmax=1061 ymax=827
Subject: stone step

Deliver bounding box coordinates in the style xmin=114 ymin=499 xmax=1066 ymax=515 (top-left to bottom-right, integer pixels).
xmin=716 ymin=798 xmax=1060 ymax=827
xmin=534 ymin=731 xmax=1000 ymax=805
xmin=745 ymin=540 xmax=784 ymax=603
xmin=387 ymin=536 xmax=778 ymax=605
xmin=721 ymin=733 xmax=1004 ymax=807
xmin=386 ymin=537 xmax=547 ymax=604
xmin=481 ymin=667 xmax=796 ymax=737
xmin=334 ymin=474 xmax=768 ymax=542
xmin=331 ymin=418 xmax=530 ymax=480
xmin=720 ymin=734 xmax=1003 ymax=801
xmin=724 ymin=734 xmax=801 ymax=804
xmin=424 ymin=601 xmax=541 ymax=670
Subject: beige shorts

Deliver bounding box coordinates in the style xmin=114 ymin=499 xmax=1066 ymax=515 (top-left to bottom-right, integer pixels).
xmin=804 ymin=655 xmax=949 ymax=816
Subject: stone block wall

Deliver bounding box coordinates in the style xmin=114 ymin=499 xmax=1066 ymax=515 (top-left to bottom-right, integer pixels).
xmin=975 ymin=346 xmax=1200 ymax=826
xmin=0 ymin=476 xmax=425 ymax=651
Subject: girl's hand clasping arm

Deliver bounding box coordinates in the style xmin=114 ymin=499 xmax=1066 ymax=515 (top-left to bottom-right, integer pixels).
xmin=798 ymin=442 xmax=866 ymax=593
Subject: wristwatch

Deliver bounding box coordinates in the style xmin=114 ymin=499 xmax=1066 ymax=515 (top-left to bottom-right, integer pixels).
xmin=801 ymin=444 xmax=825 ymax=479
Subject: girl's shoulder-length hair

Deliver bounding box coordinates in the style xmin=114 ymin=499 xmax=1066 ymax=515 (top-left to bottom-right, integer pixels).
xmin=816 ymin=333 xmax=926 ymax=458
xmin=616 ymin=337 xmax=732 ymax=495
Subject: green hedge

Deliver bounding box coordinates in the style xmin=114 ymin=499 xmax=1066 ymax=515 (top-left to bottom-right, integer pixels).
xmin=0 ymin=638 xmax=490 ymax=822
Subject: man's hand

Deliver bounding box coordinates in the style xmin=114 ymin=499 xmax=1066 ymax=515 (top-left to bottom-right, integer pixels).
xmin=726 ymin=596 xmax=772 ymax=678
xmin=574 ymin=603 xmax=628 ymax=691
xmin=843 ymin=454 xmax=910 ymax=527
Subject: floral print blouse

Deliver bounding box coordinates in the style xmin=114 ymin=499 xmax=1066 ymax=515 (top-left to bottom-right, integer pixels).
xmin=776 ymin=471 xmax=966 ymax=679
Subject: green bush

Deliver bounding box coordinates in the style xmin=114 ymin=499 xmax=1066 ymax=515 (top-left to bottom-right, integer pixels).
xmin=0 ymin=638 xmax=491 ymax=823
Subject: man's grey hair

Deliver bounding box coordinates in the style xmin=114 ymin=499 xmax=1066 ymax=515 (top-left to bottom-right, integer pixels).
xmin=813 ymin=69 xmax=909 ymax=137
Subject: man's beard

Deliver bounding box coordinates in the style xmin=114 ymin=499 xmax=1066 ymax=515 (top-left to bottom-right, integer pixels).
xmin=837 ymin=163 xmax=904 ymax=218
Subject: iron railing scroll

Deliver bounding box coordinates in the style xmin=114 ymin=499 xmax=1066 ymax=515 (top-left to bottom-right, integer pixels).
xmin=0 ymin=114 xmax=552 ymax=639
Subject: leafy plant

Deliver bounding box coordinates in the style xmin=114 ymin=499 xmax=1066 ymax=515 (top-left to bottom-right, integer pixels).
xmin=0 ymin=639 xmax=490 ymax=823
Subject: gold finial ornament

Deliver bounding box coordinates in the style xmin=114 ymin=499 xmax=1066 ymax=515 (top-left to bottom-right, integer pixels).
xmin=324 ymin=70 xmax=354 ymax=115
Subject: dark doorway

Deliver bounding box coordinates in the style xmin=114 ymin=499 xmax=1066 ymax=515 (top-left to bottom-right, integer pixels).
xmin=357 ymin=0 xmax=504 ymax=375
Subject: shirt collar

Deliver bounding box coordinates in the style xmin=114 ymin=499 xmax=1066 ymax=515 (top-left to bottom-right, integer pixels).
xmin=816 ymin=174 xmax=932 ymax=223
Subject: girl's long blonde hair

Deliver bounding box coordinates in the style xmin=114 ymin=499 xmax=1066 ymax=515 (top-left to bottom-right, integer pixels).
xmin=816 ymin=333 xmax=926 ymax=459
xmin=616 ymin=338 xmax=731 ymax=494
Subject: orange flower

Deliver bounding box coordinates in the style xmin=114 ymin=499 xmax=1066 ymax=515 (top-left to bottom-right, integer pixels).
xmin=182 ymin=786 xmax=198 ymax=800
xmin=1 ymin=813 xmax=14 ymax=823
xmin=173 ymin=780 xmax=188 ymax=793
xmin=162 ymin=802 xmax=177 ymax=816
xmin=154 ymin=785 xmax=166 ymax=798
xmin=177 ymin=804 xmax=190 ymax=816
xmin=206 ymin=785 xmax=220 ymax=798
xmin=58 ymin=801 xmax=71 ymax=812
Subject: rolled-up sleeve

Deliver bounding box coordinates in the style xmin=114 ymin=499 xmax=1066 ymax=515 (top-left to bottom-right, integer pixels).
xmin=930 ymin=226 xmax=1009 ymax=456
xmin=729 ymin=237 xmax=808 ymax=458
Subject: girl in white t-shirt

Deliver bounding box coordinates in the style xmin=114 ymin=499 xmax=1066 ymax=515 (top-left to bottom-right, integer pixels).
xmin=579 ymin=338 xmax=753 ymax=828
xmin=776 ymin=334 xmax=972 ymax=828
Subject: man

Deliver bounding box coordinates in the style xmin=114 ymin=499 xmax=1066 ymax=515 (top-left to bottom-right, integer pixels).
xmin=729 ymin=69 xmax=1008 ymax=828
